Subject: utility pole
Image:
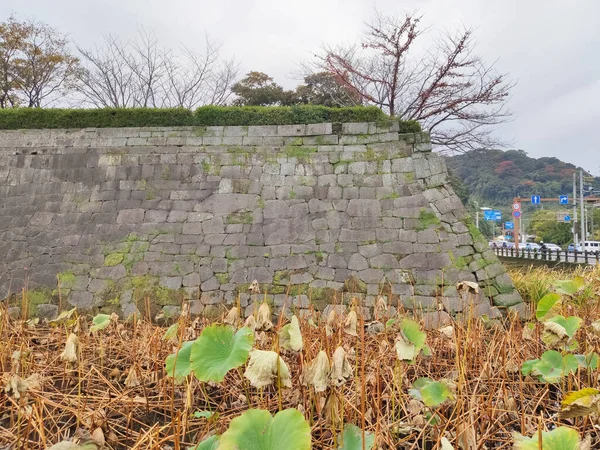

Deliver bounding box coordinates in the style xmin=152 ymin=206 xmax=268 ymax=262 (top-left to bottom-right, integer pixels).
xmin=580 ymin=170 xmax=585 ymax=244
xmin=573 ymin=173 xmax=578 ymax=247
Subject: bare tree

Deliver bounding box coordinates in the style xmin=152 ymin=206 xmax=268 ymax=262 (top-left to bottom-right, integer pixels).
xmin=75 ymin=31 xmax=239 ymax=109
xmin=319 ymin=12 xmax=514 ymax=152
xmin=0 ymin=16 xmax=79 ymax=107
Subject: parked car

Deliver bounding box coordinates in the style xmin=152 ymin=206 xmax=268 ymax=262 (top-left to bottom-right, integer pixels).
xmin=544 ymin=243 xmax=562 ymax=252
xmin=580 ymin=241 xmax=600 ymax=254
xmin=524 ymin=242 xmax=541 ymax=251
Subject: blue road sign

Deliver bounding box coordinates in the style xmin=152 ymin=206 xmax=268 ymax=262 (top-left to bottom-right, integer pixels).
xmin=532 ymin=195 xmax=541 ymax=204
xmin=484 ymin=210 xmax=502 ymax=221
xmin=513 ymin=211 xmax=521 ymax=218
xmin=505 ymin=222 xmax=514 ymax=229
xmin=564 ymin=215 xmax=571 ymax=222
xmin=559 ymin=195 xmax=569 ymax=205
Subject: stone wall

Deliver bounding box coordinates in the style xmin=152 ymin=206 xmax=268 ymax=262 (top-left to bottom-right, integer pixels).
xmin=0 ymin=121 xmax=524 ymax=320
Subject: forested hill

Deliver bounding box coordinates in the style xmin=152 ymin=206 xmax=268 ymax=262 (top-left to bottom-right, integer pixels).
xmin=446 ymin=149 xmax=600 ymax=206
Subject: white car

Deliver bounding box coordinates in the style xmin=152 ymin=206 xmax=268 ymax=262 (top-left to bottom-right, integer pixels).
xmin=523 ymin=243 xmax=541 ymax=251
xmin=544 ymin=243 xmax=562 ymax=252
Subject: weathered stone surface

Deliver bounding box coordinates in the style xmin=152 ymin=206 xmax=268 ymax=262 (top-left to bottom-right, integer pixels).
xmin=494 ymin=291 xmax=523 ymax=307
xmin=0 ymin=124 xmax=521 ymax=321
xmin=348 ymin=253 xmax=369 ymax=271
xmin=422 ymin=311 xmax=452 ymax=330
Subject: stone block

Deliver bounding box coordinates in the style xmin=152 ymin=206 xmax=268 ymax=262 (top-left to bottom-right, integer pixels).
xmin=369 ymin=254 xmax=399 ymax=269
xmin=347 ymin=199 xmax=381 ymax=217
xmin=422 ymin=311 xmax=452 ymax=330
xmin=358 ymin=268 xmax=384 ymax=284
xmin=69 ymin=291 xmax=94 ymax=309
xmin=494 ymin=292 xmax=523 ymax=307
xmin=117 ymin=208 xmax=145 ymax=224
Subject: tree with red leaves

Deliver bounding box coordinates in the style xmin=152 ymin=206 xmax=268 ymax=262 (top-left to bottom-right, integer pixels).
xmin=318 ymin=11 xmax=514 ymax=153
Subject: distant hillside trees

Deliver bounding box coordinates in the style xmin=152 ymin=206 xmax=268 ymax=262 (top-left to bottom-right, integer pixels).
xmin=446 ymin=149 xmax=595 ymax=205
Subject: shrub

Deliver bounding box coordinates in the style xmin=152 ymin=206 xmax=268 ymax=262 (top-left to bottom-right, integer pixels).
xmin=0 ymin=105 xmax=422 ymax=131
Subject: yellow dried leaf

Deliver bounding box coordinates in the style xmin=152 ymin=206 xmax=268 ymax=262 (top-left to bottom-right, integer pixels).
xmin=60 ymin=333 xmax=79 ymax=363
xmin=542 ymin=320 xmax=568 ymax=347
xmin=344 ymin=310 xmax=358 ymax=336
xmin=224 ymin=306 xmax=240 ymax=327
xmin=255 ymin=302 xmax=273 ymax=331
xmin=302 ymin=350 xmax=330 ymax=392
xmin=439 ymin=326 xmax=454 ymax=339
xmin=325 ymin=309 xmax=336 ymax=337
xmin=249 ymin=279 xmax=261 ymax=294
xmin=124 ymin=367 xmax=140 ymax=387
xmin=330 ymin=347 xmax=352 ymax=386
xmin=279 ymin=315 xmax=303 ymax=351
xmin=244 ymin=315 xmax=256 ymax=331
xmin=456 ymin=281 xmax=480 ymax=293
xmin=244 ymin=349 xmax=291 ymax=388
xmin=560 ymin=388 xmax=600 ymax=419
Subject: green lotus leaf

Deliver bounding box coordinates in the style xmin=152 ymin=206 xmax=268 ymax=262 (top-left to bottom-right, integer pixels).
xmin=409 ymin=377 xmax=454 ymax=408
xmin=554 ymin=277 xmax=585 ymax=296
xmin=546 ymin=316 xmax=582 ymax=338
xmin=513 ymin=426 xmax=581 ymax=450
xmin=165 ymin=340 xmax=194 ymax=382
xmin=575 ymin=352 xmax=599 ymax=370
xmin=190 ymin=325 xmax=254 ymax=382
xmin=190 ymin=435 xmax=220 ymax=450
xmin=337 ymin=423 xmax=375 ymax=450
xmin=218 ymin=408 xmax=311 ymax=450
xmin=536 ymin=293 xmax=561 ymax=320
xmin=396 ymin=319 xmax=427 ymax=363
xmin=90 ymin=314 xmax=111 ymax=333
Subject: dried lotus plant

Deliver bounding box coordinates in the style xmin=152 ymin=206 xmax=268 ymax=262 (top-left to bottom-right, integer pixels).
xmin=244 ymin=349 xmax=292 ymax=388
xmin=224 ymin=306 xmax=241 ymax=327
xmin=248 ymin=279 xmax=261 ymax=295
xmin=255 ymin=302 xmax=273 ymax=331
xmin=60 ymin=333 xmax=79 ymax=363
xmin=331 ymin=347 xmax=352 ymax=387
xmin=302 ymin=350 xmax=330 ymax=392
xmin=344 ymin=310 xmax=358 ymax=337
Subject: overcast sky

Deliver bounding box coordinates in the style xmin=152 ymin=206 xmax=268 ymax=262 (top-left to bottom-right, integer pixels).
xmin=2 ymin=0 xmax=599 ymax=174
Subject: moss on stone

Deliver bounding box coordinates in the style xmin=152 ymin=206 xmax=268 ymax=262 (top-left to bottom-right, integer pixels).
xmin=273 ymin=270 xmax=290 ymax=286
xmin=216 ymin=273 xmax=229 ymax=284
xmin=343 ymin=276 xmax=367 ymax=294
xmin=57 ymin=271 xmax=76 ymax=289
xmin=448 ymin=252 xmax=467 ymax=270
xmin=154 ymin=286 xmax=183 ymax=306
xmin=104 ymin=252 xmax=125 ymax=267
xmin=25 ymin=289 xmax=54 ymax=315
xmin=227 ymin=211 xmax=253 ymax=224
xmin=465 ymin=217 xmax=488 ymax=245
xmin=288 ymin=284 xmax=309 ymax=296
xmin=416 ymin=208 xmax=441 ymax=231
xmin=284 ymin=146 xmax=316 ymax=162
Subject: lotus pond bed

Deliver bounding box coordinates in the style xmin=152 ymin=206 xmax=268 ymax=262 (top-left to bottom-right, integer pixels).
xmin=2 ymin=265 xmax=600 ymax=449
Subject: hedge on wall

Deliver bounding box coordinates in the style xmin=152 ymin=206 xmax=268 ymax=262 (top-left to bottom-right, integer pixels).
xmin=0 ymin=105 xmax=422 ymax=131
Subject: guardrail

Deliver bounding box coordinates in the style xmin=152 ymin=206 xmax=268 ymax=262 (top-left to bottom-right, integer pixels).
xmin=493 ymin=247 xmax=600 ymax=265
